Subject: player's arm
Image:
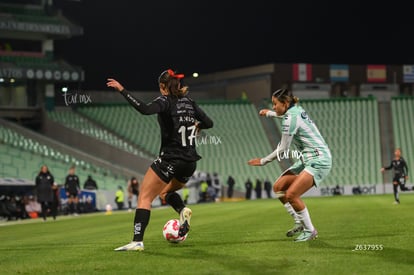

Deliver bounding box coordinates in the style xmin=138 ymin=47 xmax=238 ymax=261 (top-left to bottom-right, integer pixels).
xmin=259 ymin=109 xmax=283 ymax=118
xmin=382 ymin=162 xmax=393 ymax=171
xmin=248 ymin=133 xmax=293 ymax=166
xmin=120 ymin=90 xmax=163 ymax=115
xmin=194 ymin=103 xmax=213 ymax=129
xmin=106 ymin=78 xmax=162 ymax=115
xmin=260 ymin=133 xmax=293 ymax=165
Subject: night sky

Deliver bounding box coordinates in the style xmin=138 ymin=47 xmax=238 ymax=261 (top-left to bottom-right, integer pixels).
xmin=53 ymin=0 xmax=414 ymax=90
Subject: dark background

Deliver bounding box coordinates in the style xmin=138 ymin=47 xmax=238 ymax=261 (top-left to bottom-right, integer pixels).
xmin=52 ymin=1 xmax=413 ymax=90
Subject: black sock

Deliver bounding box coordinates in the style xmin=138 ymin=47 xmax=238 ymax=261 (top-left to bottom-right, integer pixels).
xmin=165 ymin=192 xmax=185 ymax=214
xmin=132 ymin=208 xmax=151 ymax=242
xmin=128 ymin=200 xmax=132 ymax=209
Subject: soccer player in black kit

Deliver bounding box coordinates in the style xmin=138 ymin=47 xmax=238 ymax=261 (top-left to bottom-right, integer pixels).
xmin=381 ymin=148 xmax=410 ymax=204
xmin=64 ymin=166 xmax=80 ymax=215
xmin=108 ymin=69 xmax=213 ymax=251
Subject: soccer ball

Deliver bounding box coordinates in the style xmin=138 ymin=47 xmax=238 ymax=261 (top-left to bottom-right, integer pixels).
xmin=162 ymin=219 xmax=187 ymax=243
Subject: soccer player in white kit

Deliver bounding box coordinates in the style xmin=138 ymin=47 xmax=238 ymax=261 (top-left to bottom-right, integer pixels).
xmin=248 ymin=89 xmax=332 ymax=242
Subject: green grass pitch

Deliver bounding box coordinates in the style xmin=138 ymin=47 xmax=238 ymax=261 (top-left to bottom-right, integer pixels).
xmin=0 ymin=193 xmax=413 ymax=274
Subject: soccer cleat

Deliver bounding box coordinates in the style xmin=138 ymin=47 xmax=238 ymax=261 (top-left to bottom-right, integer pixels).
xmin=114 ymin=241 xmax=144 ymax=251
xmin=178 ymin=207 xmax=192 ymax=237
xmin=294 ymin=229 xmax=318 ymax=242
xmin=286 ymin=223 xmax=304 ymax=237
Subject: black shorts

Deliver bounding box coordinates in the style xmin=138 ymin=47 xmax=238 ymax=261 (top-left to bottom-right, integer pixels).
xmin=393 ymin=175 xmax=405 ymax=184
xmin=151 ymin=157 xmax=196 ymax=183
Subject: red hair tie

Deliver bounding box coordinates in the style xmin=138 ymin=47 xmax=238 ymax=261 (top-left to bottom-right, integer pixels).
xmin=167 ymin=69 xmax=184 ymax=79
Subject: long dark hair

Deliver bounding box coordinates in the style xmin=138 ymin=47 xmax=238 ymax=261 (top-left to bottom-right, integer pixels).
xmin=38 ymin=165 xmax=51 ymax=176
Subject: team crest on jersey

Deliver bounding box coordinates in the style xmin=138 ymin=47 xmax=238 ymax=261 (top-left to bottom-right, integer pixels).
xmin=301 ymin=111 xmax=314 ymax=123
xmin=301 ymin=112 xmax=308 ymax=119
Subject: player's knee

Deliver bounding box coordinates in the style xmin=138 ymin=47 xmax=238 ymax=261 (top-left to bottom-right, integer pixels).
xmin=284 ymin=190 xmax=298 ymax=203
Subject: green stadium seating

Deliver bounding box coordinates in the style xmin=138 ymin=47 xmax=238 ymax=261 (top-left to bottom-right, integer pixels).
xmin=47 ymin=109 xmax=151 ymax=158
xmin=0 ymin=125 xmax=127 ymax=190
xmin=391 ymin=97 xmax=414 ymax=178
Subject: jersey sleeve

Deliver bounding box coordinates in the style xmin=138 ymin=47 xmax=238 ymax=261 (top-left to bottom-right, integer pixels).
xmin=384 ymin=161 xmax=393 ymax=170
xmin=260 ymin=133 xmax=294 ymax=165
xmin=120 ymin=90 xmax=165 ymax=115
xmin=193 ymin=102 xmax=213 ymax=129
xmin=260 ymin=113 xmax=296 ymax=165
xmin=403 ymin=159 xmax=408 ymax=175
xmin=266 ymin=111 xmax=284 ymax=118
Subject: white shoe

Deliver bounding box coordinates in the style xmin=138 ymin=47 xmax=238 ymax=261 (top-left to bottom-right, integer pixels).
xmin=294 ymin=229 xmax=318 ymax=242
xmin=114 ymin=241 xmax=144 ymax=251
xmin=179 ymin=207 xmax=192 ymax=237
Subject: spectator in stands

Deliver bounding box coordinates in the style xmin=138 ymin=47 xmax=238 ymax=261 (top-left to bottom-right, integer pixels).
xmin=381 ymin=148 xmax=411 ymax=204
xmin=115 ymin=186 xmax=125 ymax=210
xmin=24 ymin=195 xmax=42 ymax=219
xmin=255 ymin=179 xmax=263 ymax=199
xmin=2 ymin=194 xmax=26 ymax=220
xmin=207 ymin=182 xmax=217 ymax=202
xmin=107 ymin=69 xmax=213 ymax=251
xmin=226 ymin=175 xmax=235 ymax=198
xmin=198 ymin=179 xmax=208 ymax=203
xmin=333 ymin=185 xmax=342 ymax=195
xmin=211 ymin=172 xmax=221 ymax=199
xmin=264 ymin=178 xmax=272 ymax=198
xmin=64 ymin=166 xmax=81 ymax=216
xmin=35 ymin=165 xmax=55 ymax=221
xmin=83 ymin=175 xmax=98 ymax=190
xmin=245 ymin=178 xmax=253 ymax=200
xmin=127 ymin=177 xmax=139 ymax=212
xmin=248 ymin=88 xmax=332 ymax=242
